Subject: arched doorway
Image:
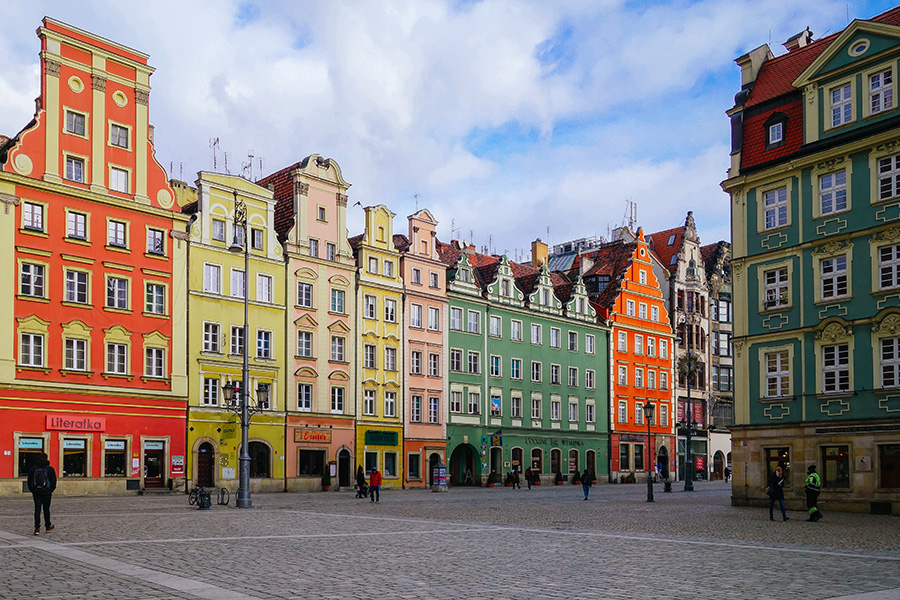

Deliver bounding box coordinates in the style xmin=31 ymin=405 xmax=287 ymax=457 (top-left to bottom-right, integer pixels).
xmin=197 ymin=442 xmax=215 ymax=488
xmin=490 ymin=447 xmax=502 ymax=482
xmin=586 ymin=450 xmax=596 ymax=479
xmin=568 ymin=449 xmax=579 ymax=479
xmin=713 ymin=450 xmax=725 ymax=480
xmin=248 ymin=442 xmax=271 ymax=478
xmin=428 ymin=453 xmax=440 ymax=487
xmin=657 ymin=446 xmax=670 ymax=480
xmin=338 ymin=449 xmax=351 ymax=487
xmin=550 ymin=449 xmax=561 ymax=476
xmin=449 ymin=444 xmax=475 ymax=486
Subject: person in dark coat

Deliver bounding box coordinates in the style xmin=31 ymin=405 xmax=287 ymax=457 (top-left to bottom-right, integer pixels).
xmin=355 ymin=465 xmax=367 ymax=498
xmin=27 ymin=452 xmax=57 ymax=535
xmin=511 ymin=470 xmax=520 ymax=490
xmin=768 ymin=466 xmax=788 ymax=521
xmin=525 ymin=467 xmax=533 ymax=490
xmin=581 ymin=468 xmax=592 ymax=500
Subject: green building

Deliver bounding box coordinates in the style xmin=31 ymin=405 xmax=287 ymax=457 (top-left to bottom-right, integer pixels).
xmin=437 ymin=239 xmax=610 ymax=485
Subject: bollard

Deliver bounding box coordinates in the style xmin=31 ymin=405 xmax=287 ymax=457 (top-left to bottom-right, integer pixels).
xmin=198 ymin=487 xmax=212 ymax=510
xmin=664 ymin=479 xmax=672 ymax=493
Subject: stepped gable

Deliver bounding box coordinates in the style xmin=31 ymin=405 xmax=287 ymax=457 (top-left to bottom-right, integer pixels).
xmin=646 ymin=226 xmax=684 ymax=273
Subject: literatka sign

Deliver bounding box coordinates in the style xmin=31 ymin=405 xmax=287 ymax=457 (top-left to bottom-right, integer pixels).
xmin=46 ymin=414 xmax=106 ymax=432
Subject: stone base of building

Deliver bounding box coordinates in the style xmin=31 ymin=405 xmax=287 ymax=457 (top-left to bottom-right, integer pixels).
xmin=0 ymin=477 xmax=188 ymax=497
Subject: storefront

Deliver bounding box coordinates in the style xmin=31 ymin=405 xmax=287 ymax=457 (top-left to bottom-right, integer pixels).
xmin=356 ymin=425 xmax=403 ymax=488
xmin=286 ymin=415 xmax=355 ymax=492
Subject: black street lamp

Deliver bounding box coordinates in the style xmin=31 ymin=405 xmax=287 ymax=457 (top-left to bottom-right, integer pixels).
xmin=676 ymin=319 xmax=696 ymax=492
xmin=643 ymin=400 xmax=655 ymax=503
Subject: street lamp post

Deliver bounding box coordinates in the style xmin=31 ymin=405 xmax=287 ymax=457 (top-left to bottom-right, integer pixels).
xmin=678 ymin=319 xmax=695 ymax=492
xmin=643 ymin=400 xmax=655 ymax=503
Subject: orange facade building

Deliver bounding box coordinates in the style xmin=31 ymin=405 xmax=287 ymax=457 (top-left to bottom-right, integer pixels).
xmin=0 ymin=19 xmax=188 ymax=495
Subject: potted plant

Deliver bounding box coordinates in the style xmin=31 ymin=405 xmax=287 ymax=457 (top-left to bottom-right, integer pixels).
xmin=487 ymin=471 xmax=497 ymax=487
xmin=572 ymin=470 xmax=581 ymax=485
xmin=322 ymin=471 xmax=331 ymax=492
xmin=555 ymin=470 xmax=564 ymax=485
xmin=504 ymin=472 xmax=514 ymax=487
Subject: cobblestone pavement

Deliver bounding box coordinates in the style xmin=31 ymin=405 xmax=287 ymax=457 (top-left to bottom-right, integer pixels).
xmin=0 ymin=481 xmax=898 ymax=600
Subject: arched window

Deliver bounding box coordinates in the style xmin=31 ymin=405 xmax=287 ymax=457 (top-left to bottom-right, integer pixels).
xmin=511 ymin=447 xmax=523 ymax=473
xmin=531 ymin=448 xmax=543 ymax=473
xmin=248 ymin=441 xmax=270 ymax=478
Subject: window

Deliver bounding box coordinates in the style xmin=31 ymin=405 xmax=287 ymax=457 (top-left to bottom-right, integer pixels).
xmin=410 ymin=303 xmax=423 ymax=328
xmin=145 ymin=283 xmax=165 ymax=314
xmin=364 ymin=390 xmax=376 ymax=415
xmin=200 ymin=377 xmax=219 ymax=406
xmin=108 ymin=220 xmax=127 ymax=247
xmin=635 ymin=335 xmax=643 ymax=355
xmin=819 ymin=170 xmax=847 ymax=215
xmin=65 ymin=270 xmax=89 ymax=304
xmin=549 ymin=327 xmax=560 ymax=348
xmin=511 ymin=396 xmax=522 ymax=418
xmin=20 ymin=263 xmax=45 ymax=297
xmin=331 ymin=387 xmax=344 ymax=413
xmin=231 ymin=269 xmax=245 ymax=299
xmin=821 ymin=256 xmax=848 ymax=300
xmin=468 ymin=392 xmax=481 ymax=414
xmin=878 ymin=154 xmax=900 ymax=201
xmin=531 ymin=361 xmax=542 ymax=382
xmin=626 ymin=300 xmax=635 ymax=316
xmin=363 ymin=295 xmax=376 ymax=320
xmin=764 ymin=267 xmax=789 ymax=309
xmin=298 ymin=383 xmax=312 ymax=411
xmin=106 ymin=343 xmax=127 ymax=374
xmin=428 ymin=397 xmax=440 ymax=423
xmin=635 ymin=369 xmax=643 ymax=388
xmin=511 ymin=320 xmax=522 ymax=341
xmin=23 ymin=202 xmax=44 ymax=231
xmin=511 ymin=358 xmax=522 ymax=380
xmin=639 ymin=303 xmax=647 ymax=319
xmin=330 ymin=336 xmax=345 ymax=362
xmin=66 ymin=110 xmax=86 ymax=135
xmin=490 ymin=355 xmax=501 ymax=377
xmin=635 ymin=403 xmax=643 ymax=425
xmin=67 ymin=211 xmax=87 ymax=239
xmin=490 ymin=394 xmax=501 ymax=416
xmin=62 ymin=438 xmax=87 ymax=477
xmin=822 ymin=445 xmax=850 ymax=489
xmin=203 ymin=323 xmax=220 ymax=352
xmin=250 ymin=228 xmax=263 ymax=251
xmin=718 ymin=333 xmax=731 ymax=357
xmin=869 ymin=68 xmax=893 ymax=115
xmin=634 ymin=444 xmax=645 ymax=472
xmin=145 ymin=228 xmax=165 ymax=255
xmin=822 ymin=344 xmax=849 ymax=393
xmin=568 ymin=367 xmax=578 ymax=387
xmin=212 ymin=219 xmax=226 ymax=242
xmin=297 ymin=282 xmax=313 ymax=308
xmin=64 ymin=338 xmax=86 ymax=371
xmin=430 ymin=272 xmax=439 ymax=288
xmin=410 ymin=395 xmax=422 ymax=422
xmin=297 ymin=331 xmax=312 ymax=357
xmin=145 ymin=347 xmax=165 ymax=378
xmin=385 ymin=347 xmax=396 ymax=372
xmin=384 ymin=261 xmax=394 ymax=278
xmin=766 ymin=350 xmax=790 ymax=397
xmin=326 ymin=243 xmax=335 ymax=261
xmin=309 ymin=239 xmax=319 ymax=258
xmin=531 ymin=398 xmax=541 ymax=419
xmin=660 ymin=371 xmax=668 ymax=390
xmin=106 ymin=277 xmax=128 ymax=310
xmin=257 ymin=330 xmax=272 ymax=359
xmin=531 ymin=324 xmax=542 ymax=345
xmin=717 ymin=366 xmax=733 ymax=392
xmin=330 ymin=289 xmax=345 ymax=313
xmin=879 ymin=243 xmax=900 ymax=290
xmin=763 ymin=187 xmax=788 ymax=230
xmin=651 ymin=306 xmax=659 ymax=322
xmin=568 ymin=331 xmax=577 ymax=351
xmin=647 ymin=337 xmax=656 ymax=357
xmin=660 ymin=340 xmax=668 ymax=359
xmin=883 ymin=337 xmax=900 ymax=388
xmin=717 ymin=300 xmax=732 ymax=322
xmin=586 ymin=369 xmax=595 ymax=389
xmin=490 ymin=315 xmax=501 ymax=337
xmin=550 ymin=364 xmax=560 ymax=385
xmin=110 ymin=167 xmax=129 ymax=193
xmin=110 ymin=123 xmax=128 ymax=148
xmin=468 ymin=351 xmax=480 ymax=374
xmin=411 ymin=268 xmax=421 ymax=284
xmin=368 ymin=257 xmax=378 ymax=273
xmin=315 ymin=205 xmax=326 ymax=221
xmin=429 ymin=353 xmax=440 ymax=376
xmin=204 ymin=264 xmax=221 ymax=294
xmin=830 ymin=83 xmax=852 ymax=127
xmin=618 ymin=331 xmax=627 ymax=352
xmin=647 ymin=370 xmax=656 ymax=390
xmin=618 ymin=401 xmax=627 ymax=424
xmin=467 ymin=310 xmax=480 ymax=333
xmin=586 ymin=403 xmax=595 ymax=423
xmin=618 ymin=366 xmax=627 ymax=386
xmin=568 ymin=402 xmax=578 ymax=423
xmin=879 ymin=444 xmax=900 ymax=489
xmin=501 ymin=279 xmax=510 ymax=296
xmin=230 ymin=326 xmax=244 ymax=356
xmin=768 ymin=122 xmax=783 ymax=145
xmin=20 ymin=333 xmax=44 ymax=367
xmin=410 ymin=350 xmax=422 ymax=374
xmin=450 ymin=308 xmax=462 ymax=330
xmin=450 ymin=391 xmax=462 ymax=413
xmin=385 ymin=298 xmax=397 ymax=322
xmin=450 ymin=349 xmax=462 ymax=372
xmin=586 ymin=335 xmax=594 ymax=354
xmin=551 ymin=400 xmax=561 ymax=421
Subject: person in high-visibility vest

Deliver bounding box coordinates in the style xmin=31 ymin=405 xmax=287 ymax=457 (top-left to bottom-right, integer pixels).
xmin=805 ymin=465 xmax=822 ymax=522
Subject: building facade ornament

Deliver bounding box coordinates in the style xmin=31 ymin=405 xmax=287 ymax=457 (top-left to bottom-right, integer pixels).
xmin=335 ymin=193 xmax=348 ymax=207
xmin=91 ymin=74 xmax=107 ymax=92
xmin=295 ymin=181 xmax=309 ymax=197
xmin=134 ymin=88 xmax=150 ymax=106
xmin=873 ymin=313 xmax=900 ymax=335
xmin=811 ymin=239 xmax=851 ymax=256
xmin=44 ymin=58 xmax=61 ymax=77
xmin=0 ymin=192 xmax=20 ymax=214
xmin=816 ymin=320 xmax=852 ymax=342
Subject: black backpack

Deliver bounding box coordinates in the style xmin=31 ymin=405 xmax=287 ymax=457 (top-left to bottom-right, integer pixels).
xmin=32 ymin=466 xmax=49 ymax=491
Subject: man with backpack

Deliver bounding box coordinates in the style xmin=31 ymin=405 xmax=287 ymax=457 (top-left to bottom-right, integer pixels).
xmin=27 ymin=452 xmax=57 ymax=535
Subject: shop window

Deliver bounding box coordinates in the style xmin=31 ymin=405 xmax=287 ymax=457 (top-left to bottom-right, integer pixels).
xmin=63 ymin=439 xmax=87 ymax=477
xmin=880 ymin=444 xmax=900 ymax=489
xmin=365 ymin=451 xmax=378 ymax=474
xmin=298 ymin=449 xmax=325 ymax=476
xmin=531 ymin=448 xmax=542 ymax=473
xmin=384 ymin=452 xmax=397 ymax=477
xmin=635 ymin=444 xmax=644 ymax=471
xmin=550 ymin=449 xmax=561 ymax=474
xmin=17 ymin=437 xmax=44 ymax=477
xmin=620 ymin=443 xmax=630 ymax=472
xmin=822 ymin=445 xmax=850 ymax=488
xmin=408 ymin=454 xmax=421 ymax=479
xmin=104 ymin=440 xmax=127 ymax=477
xmin=248 ymin=441 xmax=270 ymax=478
xmin=511 ymin=447 xmax=523 ymax=473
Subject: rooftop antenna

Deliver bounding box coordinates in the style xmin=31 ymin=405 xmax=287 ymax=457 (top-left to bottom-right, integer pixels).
xmin=413 ymin=192 xmax=420 ymax=211
xmin=224 ymin=151 xmax=230 ymax=175
xmin=488 ymin=234 xmax=493 ymax=254
xmin=258 ymin=157 xmax=264 ymax=179
xmin=209 ymin=137 xmax=219 ymax=171
xmin=179 ymin=162 xmax=183 ymax=181
xmin=242 ymin=150 xmax=255 ymax=181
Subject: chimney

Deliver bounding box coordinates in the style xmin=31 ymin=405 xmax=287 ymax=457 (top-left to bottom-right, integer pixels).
xmin=531 ymin=238 xmax=548 ymax=268
xmin=783 ymin=27 xmax=813 ymax=52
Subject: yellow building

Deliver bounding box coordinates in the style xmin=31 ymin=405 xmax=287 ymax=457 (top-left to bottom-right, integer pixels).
xmin=177 ymin=173 xmax=286 ymax=493
xmin=350 ymin=206 xmax=404 ymax=487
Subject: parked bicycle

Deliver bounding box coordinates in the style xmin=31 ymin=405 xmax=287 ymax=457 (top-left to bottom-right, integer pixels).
xmin=188 ymin=486 xmax=230 ymax=506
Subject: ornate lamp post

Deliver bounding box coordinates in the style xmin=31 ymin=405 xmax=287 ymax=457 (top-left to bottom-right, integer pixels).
xmin=643 ymin=400 xmax=655 ymax=503
xmin=676 ymin=318 xmax=696 ymax=492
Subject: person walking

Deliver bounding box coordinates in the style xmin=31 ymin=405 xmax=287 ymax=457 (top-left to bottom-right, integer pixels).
xmin=581 ymin=468 xmax=592 ymax=500
xmin=511 ymin=470 xmax=520 ymax=490
xmin=369 ymin=467 xmax=382 ymax=503
xmin=27 ymin=452 xmax=56 ymax=535
xmin=805 ymin=465 xmax=822 ymax=521
xmin=525 ymin=467 xmax=533 ymax=490
xmin=767 ymin=466 xmax=788 ymax=521
xmin=355 ymin=465 xmax=367 ymax=499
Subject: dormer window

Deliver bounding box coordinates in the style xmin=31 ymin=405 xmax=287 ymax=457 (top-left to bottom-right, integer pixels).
xmin=764 ymin=112 xmax=787 ymax=149
xmin=501 ymin=279 xmax=510 ymax=296
xmin=667 ymin=234 xmax=676 ymax=246
xmin=768 ymin=122 xmax=782 ymax=145
xmin=541 ymin=289 xmax=549 ymax=305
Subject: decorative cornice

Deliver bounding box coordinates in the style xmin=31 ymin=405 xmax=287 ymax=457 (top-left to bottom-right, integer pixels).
xmin=170 ymin=230 xmax=190 ymax=241
xmin=0 ymin=192 xmax=20 ymax=214
xmin=811 ymin=239 xmax=851 ymax=256
xmin=816 ymin=321 xmax=852 ymax=342
xmin=92 ymin=75 xmax=107 ymax=92
xmin=295 ymin=181 xmax=309 ymax=197
xmin=336 ymin=193 xmax=348 ymax=207
xmin=44 ymin=59 xmax=61 ymax=78
xmin=873 ymin=313 xmax=900 ymax=335
xmin=874 ymin=226 xmax=900 ymax=243
xmin=134 ymin=88 xmax=149 ymax=106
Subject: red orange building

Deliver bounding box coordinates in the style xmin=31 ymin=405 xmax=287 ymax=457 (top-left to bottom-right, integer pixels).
xmin=0 ymin=18 xmax=188 ymax=495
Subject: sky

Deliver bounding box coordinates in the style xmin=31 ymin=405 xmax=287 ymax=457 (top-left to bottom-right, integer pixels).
xmin=1 ymin=0 xmax=897 ymax=259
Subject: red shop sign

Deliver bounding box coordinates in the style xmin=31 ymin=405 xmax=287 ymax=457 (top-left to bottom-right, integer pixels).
xmin=46 ymin=414 xmax=106 ymax=432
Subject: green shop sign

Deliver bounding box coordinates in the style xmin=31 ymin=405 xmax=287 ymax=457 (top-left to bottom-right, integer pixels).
xmin=365 ymin=430 xmax=398 ymax=446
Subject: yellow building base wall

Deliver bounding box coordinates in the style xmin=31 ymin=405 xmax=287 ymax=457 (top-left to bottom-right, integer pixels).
xmin=356 ymin=424 xmax=404 ymax=488
xmin=0 ymin=478 xmax=148 ymax=497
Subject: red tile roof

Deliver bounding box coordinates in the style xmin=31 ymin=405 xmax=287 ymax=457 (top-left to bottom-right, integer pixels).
xmin=646 ymin=226 xmax=684 ymax=273
xmin=740 ymin=100 xmax=805 ymax=170
xmin=256 ymin=161 xmax=303 ymax=244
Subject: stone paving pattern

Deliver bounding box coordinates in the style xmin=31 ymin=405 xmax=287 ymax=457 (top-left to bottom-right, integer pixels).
xmin=0 ymin=481 xmax=897 ymax=600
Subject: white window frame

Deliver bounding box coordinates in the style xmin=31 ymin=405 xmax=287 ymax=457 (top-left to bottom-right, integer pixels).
xmin=829 ymin=81 xmax=853 ymax=128
xmin=822 ymin=343 xmax=850 ymax=394
xmin=818 ymin=169 xmax=848 ymax=216
xmin=20 ymin=333 xmax=44 ymax=367
xmin=820 ymin=254 xmax=848 ymax=301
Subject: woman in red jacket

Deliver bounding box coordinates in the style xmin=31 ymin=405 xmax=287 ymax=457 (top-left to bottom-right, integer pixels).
xmin=369 ymin=467 xmax=382 ymax=503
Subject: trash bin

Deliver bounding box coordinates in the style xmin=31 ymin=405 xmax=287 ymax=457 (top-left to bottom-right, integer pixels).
xmin=198 ymin=487 xmax=212 ymax=510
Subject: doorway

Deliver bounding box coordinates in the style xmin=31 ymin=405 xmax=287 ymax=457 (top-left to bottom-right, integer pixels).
xmin=429 ymin=453 xmax=440 ymax=486
xmin=657 ymin=446 xmax=670 ymax=480
xmin=449 ymin=444 xmax=475 ymax=485
xmin=338 ymin=449 xmax=351 ymax=487
xmin=197 ymin=442 xmax=215 ymax=487
xmin=490 ymin=447 xmax=502 ymax=482
xmin=143 ymin=443 xmax=165 ymax=488
xmin=713 ymin=451 xmax=725 ymax=480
